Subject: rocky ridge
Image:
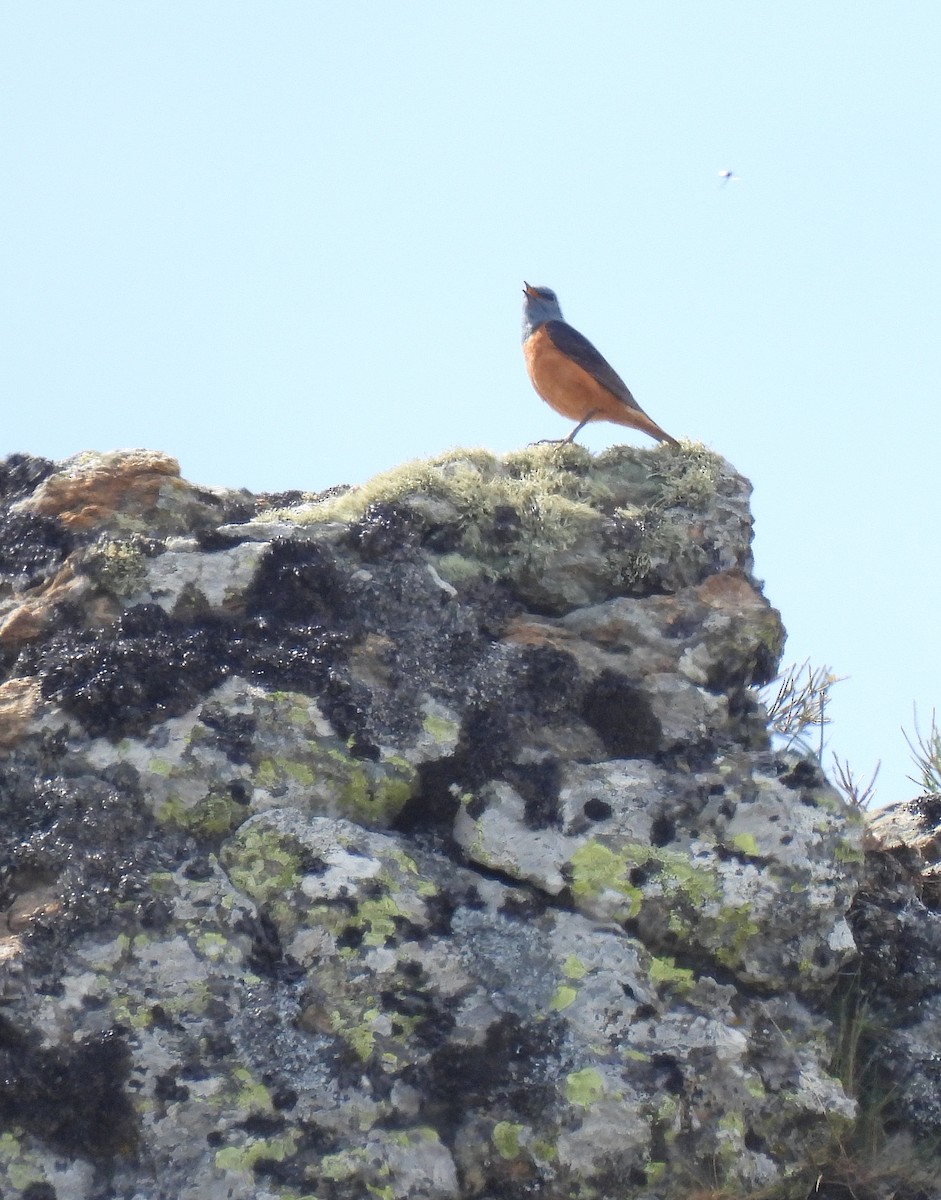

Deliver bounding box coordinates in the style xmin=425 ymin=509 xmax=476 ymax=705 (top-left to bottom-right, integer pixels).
xmin=0 ymin=444 xmax=900 ymax=1199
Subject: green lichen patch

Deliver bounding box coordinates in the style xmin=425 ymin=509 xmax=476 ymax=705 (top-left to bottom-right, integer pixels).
xmin=565 ymin=1066 xmax=605 ymax=1108
xmin=567 ymin=838 xmax=722 ymax=928
xmin=83 ymin=535 xmax=150 ymax=597
xmin=492 ymin=1120 xmax=526 ymax=1159
xmin=549 ymin=984 xmax=578 ymax=1011
xmin=220 ymin=821 xmax=305 ymax=917
xmin=157 ymin=789 xmax=247 ymax=839
xmin=568 ymin=840 xmax=645 ymax=919
xmin=250 ymin=712 xmax=417 ymax=830
xmin=648 ymin=955 xmax=696 ymax=993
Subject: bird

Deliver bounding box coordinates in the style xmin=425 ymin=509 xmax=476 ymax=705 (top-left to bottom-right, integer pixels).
xmin=521 ymin=283 xmax=679 ymax=447
xmin=718 ymin=168 xmax=740 ymax=185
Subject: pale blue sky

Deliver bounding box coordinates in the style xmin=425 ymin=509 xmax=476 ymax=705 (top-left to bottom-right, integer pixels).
xmin=2 ymin=3 xmax=939 ymax=806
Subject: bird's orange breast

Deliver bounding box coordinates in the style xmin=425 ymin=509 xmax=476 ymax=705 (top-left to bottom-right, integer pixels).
xmin=523 ymin=325 xmax=630 ymax=425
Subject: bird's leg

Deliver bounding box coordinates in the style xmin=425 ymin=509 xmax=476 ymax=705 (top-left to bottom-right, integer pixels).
xmin=532 ymin=410 xmax=600 ymax=447
xmin=563 ymin=410 xmax=600 ymax=443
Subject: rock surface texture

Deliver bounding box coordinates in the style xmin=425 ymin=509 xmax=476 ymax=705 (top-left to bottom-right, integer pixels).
xmin=856 ymin=798 xmax=941 ymax=1152
xmin=0 ymin=446 xmax=869 ymax=1199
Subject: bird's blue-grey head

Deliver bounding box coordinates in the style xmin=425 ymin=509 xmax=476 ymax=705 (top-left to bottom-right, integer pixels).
xmin=522 ymin=282 xmax=563 ymax=342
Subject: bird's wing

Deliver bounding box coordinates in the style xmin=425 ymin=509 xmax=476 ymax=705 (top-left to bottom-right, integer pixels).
xmin=543 ymin=320 xmax=642 ymax=413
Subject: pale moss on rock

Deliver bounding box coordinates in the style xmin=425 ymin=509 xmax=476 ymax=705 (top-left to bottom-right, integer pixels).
xmin=252 ymin=443 xmax=740 ymax=608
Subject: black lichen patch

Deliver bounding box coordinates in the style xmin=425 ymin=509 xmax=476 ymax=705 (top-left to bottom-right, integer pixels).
xmin=0 ymin=510 xmax=76 ymax=591
xmin=706 ymin=638 xmax=780 ymax=693
xmin=650 ymin=814 xmax=677 ymax=845
xmin=406 ymin=1012 xmax=565 ymax=1142
xmin=454 ymin=705 xmax=517 ymax=787
xmin=517 ymin=644 xmax=582 ymax=719
xmin=345 ymin=501 xmax=422 ymax=560
xmin=198 ymin=702 xmax=257 ymax=764
xmin=487 ymin=504 xmax=524 ymax=548
xmin=582 ymin=670 xmax=662 ymax=758
xmin=0 ymin=756 xmax=173 ymax=997
xmin=583 ymin=797 xmax=613 ymax=822
xmin=23 ymin=603 xmax=355 ymax=741
xmin=28 ymin=605 xmax=231 ymax=738
xmin=20 ymin=1183 xmax=58 ymax=1200
xmin=194 ymin=527 xmax=249 ymax=552
xmin=244 ymin=539 xmax=357 ymax=625
xmin=504 ymin=759 xmax=563 ymax=831
xmin=237 ymin=911 xmax=304 ymax=983
xmin=0 ymin=453 xmax=56 ymax=501
xmin=0 ymin=1021 xmax=137 ymax=1158
xmin=780 ymin=759 xmax=827 ymax=792
xmin=394 ymin=759 xmax=464 ymax=836
xmin=912 ymin=792 xmax=941 ymax=828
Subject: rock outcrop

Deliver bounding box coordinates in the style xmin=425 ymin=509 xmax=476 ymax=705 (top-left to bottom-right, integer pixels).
xmin=853 ymin=798 xmax=941 ymax=1152
xmin=0 ymin=446 xmax=873 ymax=1198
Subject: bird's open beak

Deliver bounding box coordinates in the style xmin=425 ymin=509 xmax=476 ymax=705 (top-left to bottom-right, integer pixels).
xmin=523 ymin=282 xmax=534 ymax=296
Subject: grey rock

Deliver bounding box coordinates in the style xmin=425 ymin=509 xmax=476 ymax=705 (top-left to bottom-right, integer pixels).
xmin=0 ymin=445 xmax=878 ymax=1198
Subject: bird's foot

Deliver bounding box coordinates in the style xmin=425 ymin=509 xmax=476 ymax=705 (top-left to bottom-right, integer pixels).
xmin=530 ymin=436 xmax=578 ymax=447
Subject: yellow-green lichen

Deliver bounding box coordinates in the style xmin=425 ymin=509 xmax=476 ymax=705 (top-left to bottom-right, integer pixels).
xmin=422 ymin=709 xmax=460 ymax=744
xmin=649 ymin=955 xmax=695 ymax=992
xmin=712 ymin=905 xmax=761 ymax=969
xmin=719 ymin=1111 xmax=745 ymax=1137
xmin=568 ymin=839 xmax=722 ymax=928
xmin=221 ymin=823 xmax=304 ymax=913
xmin=283 ymin=760 xmax=316 ymax=786
xmin=158 ymin=791 xmax=246 ymax=839
xmin=656 ymin=1095 xmax=679 ymax=1123
xmin=252 ymin=742 xmax=416 ymax=829
xmin=549 ymin=984 xmax=578 ymax=1011
xmin=531 ymin=1137 xmax=557 ymax=1163
xmin=147 ymin=757 xmax=176 ymax=778
xmin=86 ymin=537 xmax=149 ymax=596
xmin=214 ymin=1130 xmax=298 ymax=1172
xmin=834 ymin=839 xmax=865 ymax=865
xmin=562 ymin=954 xmax=587 ymax=980
xmin=338 ymin=759 xmax=414 ymax=827
xmin=567 ymin=841 xmax=643 ymax=918
xmin=0 ymin=1130 xmax=48 ymax=1194
xmin=565 ymin=1066 xmax=605 ymax=1108
xmin=731 ymin=832 xmax=760 ymax=857
xmin=330 ymin=1004 xmax=382 ymax=1062
xmin=492 ymin=1121 xmax=525 ymax=1160
xmin=194 ymin=930 xmax=241 ymax=963
xmin=645 ymin=1161 xmax=666 ymax=1183
xmin=745 ymin=1073 xmax=766 ymax=1098
xmin=355 ymin=895 xmax=407 ymax=947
